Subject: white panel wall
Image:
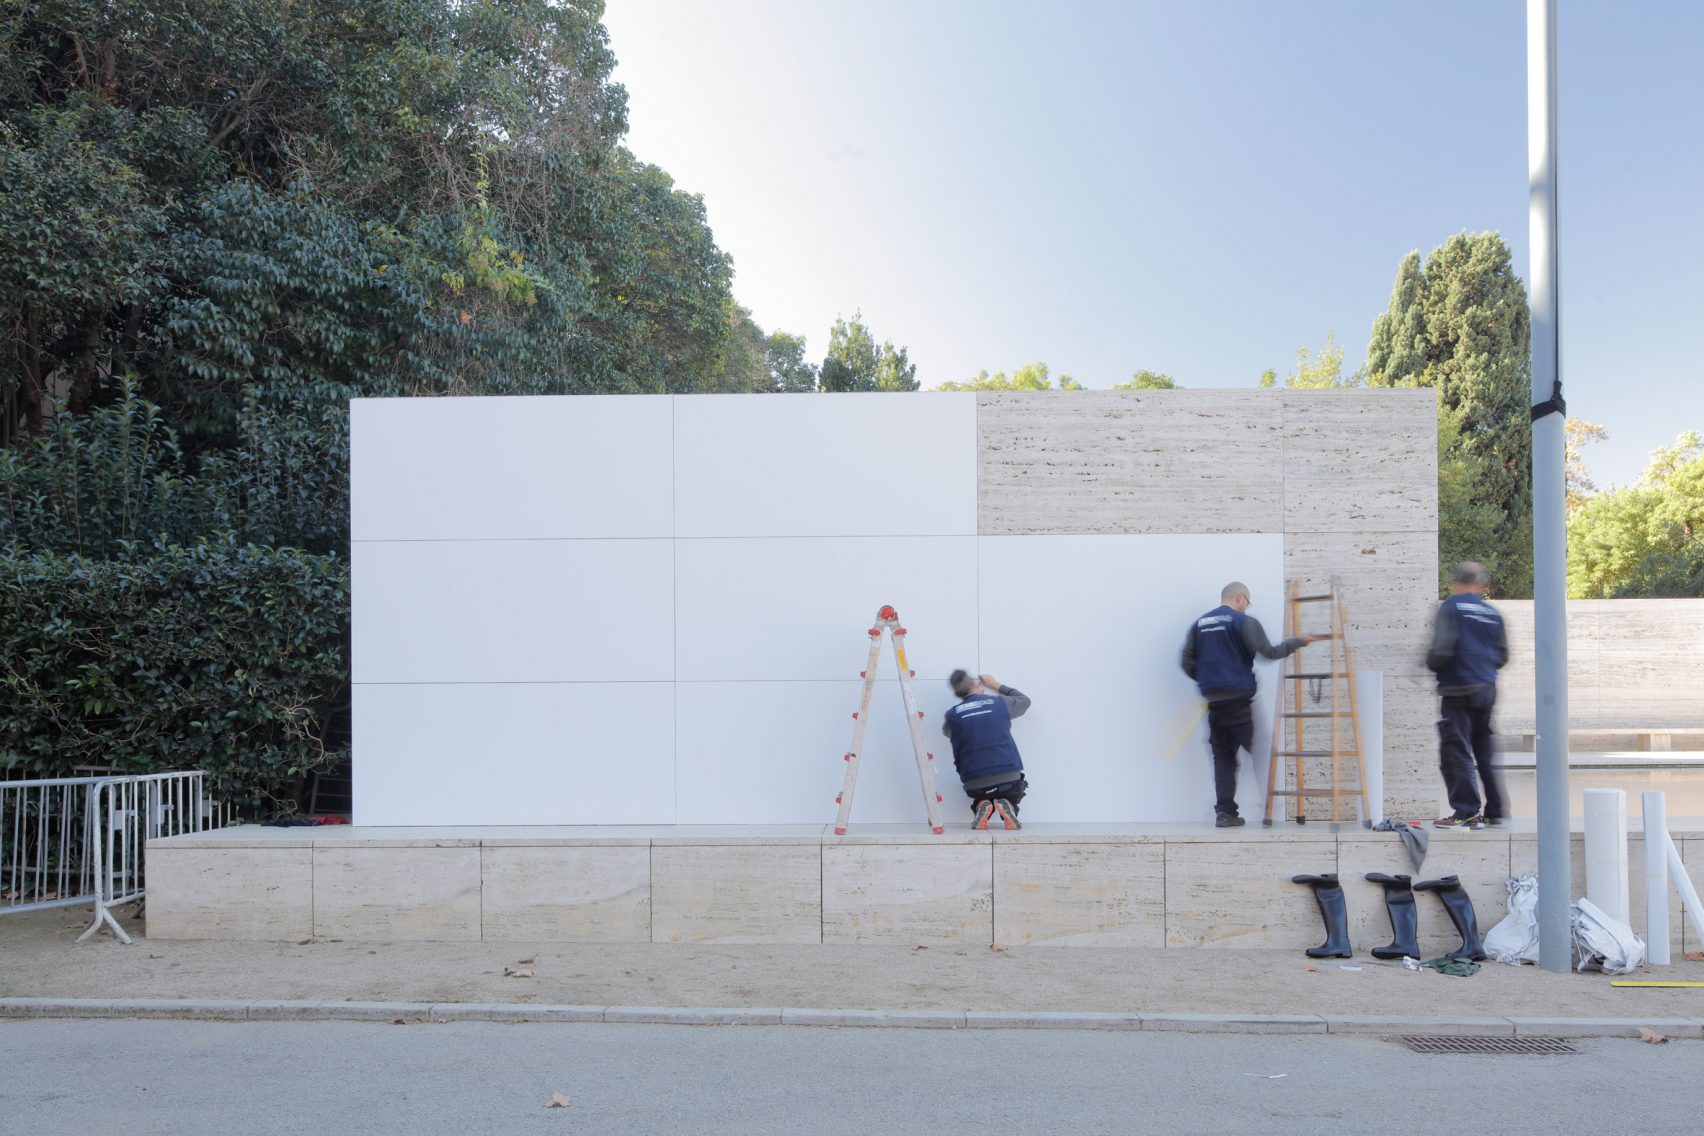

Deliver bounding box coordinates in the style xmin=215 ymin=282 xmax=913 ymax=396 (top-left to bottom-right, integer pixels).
xmin=352 ymin=393 xmax=1284 ymax=825
xmin=673 ymin=393 xmax=977 ymax=537
xmin=977 ymin=534 xmax=1284 ymax=823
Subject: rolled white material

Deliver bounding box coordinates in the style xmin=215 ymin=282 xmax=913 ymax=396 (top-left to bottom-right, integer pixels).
xmin=1643 ymin=791 xmax=1670 ymax=966
xmin=1663 ymin=829 xmax=1704 ymax=945
xmin=1357 ymin=671 xmax=1383 ymax=826
xmin=1582 ymin=788 xmax=1629 ymax=926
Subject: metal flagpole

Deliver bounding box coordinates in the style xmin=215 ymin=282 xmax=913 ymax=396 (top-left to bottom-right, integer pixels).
xmin=1526 ymin=0 xmax=1572 ymax=972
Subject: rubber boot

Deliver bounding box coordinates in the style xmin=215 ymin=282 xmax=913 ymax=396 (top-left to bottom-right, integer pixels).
xmin=1291 ymin=873 xmax=1352 ymax=959
xmin=1414 ymin=875 xmax=1486 ymax=961
xmin=1364 ymin=873 xmax=1420 ymax=960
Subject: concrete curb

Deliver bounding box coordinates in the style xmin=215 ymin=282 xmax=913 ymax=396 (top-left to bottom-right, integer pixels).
xmin=1 ymin=999 xmax=1700 ymax=1038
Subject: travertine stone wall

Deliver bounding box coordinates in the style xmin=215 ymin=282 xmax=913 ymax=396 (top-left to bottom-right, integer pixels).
xmin=977 ymin=388 xmax=1440 ymax=816
xmin=1498 ymin=599 xmax=1704 ymax=731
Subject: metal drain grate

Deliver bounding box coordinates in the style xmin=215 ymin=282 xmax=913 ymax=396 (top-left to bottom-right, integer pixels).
xmin=1398 ymin=1035 xmax=1578 ymax=1055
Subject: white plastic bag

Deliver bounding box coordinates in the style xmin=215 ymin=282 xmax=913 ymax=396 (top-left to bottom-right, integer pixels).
xmin=1484 ymin=875 xmax=1541 ymax=965
xmin=1571 ymin=896 xmax=1647 ymax=975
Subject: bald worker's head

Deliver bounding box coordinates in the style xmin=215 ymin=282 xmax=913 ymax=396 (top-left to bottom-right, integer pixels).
xmin=1450 ymin=562 xmax=1490 ymax=595
xmin=1221 ymin=581 xmax=1251 ymax=612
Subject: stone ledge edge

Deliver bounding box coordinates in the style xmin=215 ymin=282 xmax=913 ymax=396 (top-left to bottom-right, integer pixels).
xmin=2 ymin=999 xmax=1701 ymax=1037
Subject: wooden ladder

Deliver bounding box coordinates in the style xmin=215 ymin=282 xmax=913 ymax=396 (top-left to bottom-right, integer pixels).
xmin=833 ymin=605 xmax=946 ymax=835
xmin=1262 ymin=578 xmax=1370 ymax=828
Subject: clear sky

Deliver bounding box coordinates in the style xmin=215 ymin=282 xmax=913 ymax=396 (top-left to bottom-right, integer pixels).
xmin=603 ymin=0 xmax=1702 ymax=491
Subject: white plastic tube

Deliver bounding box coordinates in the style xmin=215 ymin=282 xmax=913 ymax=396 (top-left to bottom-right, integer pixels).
xmin=1642 ymin=790 xmax=1670 ymax=966
xmin=1582 ymin=788 xmax=1629 ymax=926
xmin=1357 ymin=671 xmax=1383 ymax=826
xmin=1663 ymin=829 xmax=1704 ymax=945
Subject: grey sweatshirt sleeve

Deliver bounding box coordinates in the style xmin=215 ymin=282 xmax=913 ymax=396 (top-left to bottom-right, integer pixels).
xmin=1241 ymin=616 xmax=1304 ymax=661
xmin=1180 ymin=630 xmax=1197 ymax=679
xmin=1493 ymin=617 xmax=1509 ymax=669
xmin=1426 ymin=604 xmax=1457 ymax=674
xmin=997 ymin=686 xmax=1031 ymax=719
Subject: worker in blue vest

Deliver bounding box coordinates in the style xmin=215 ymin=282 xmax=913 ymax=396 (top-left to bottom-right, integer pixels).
xmin=1181 ymin=582 xmax=1317 ymax=827
xmin=941 ymin=670 xmax=1031 ymax=830
xmin=1426 ymin=561 xmax=1511 ymax=829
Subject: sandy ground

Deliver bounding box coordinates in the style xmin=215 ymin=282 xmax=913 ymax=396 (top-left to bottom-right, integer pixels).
xmin=5 ymin=907 xmax=1704 ymax=1018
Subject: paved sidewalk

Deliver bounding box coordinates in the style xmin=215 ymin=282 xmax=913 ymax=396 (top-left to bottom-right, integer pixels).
xmin=4 ymin=907 xmax=1702 ymax=1030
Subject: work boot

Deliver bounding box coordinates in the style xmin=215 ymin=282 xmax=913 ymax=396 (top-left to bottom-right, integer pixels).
xmin=971 ymin=800 xmax=994 ymax=831
xmin=1215 ymin=811 xmax=1246 ymax=828
xmin=1364 ymin=872 xmax=1420 ymax=960
xmin=1414 ymin=875 xmax=1486 ymax=961
xmin=993 ymin=799 xmax=1021 ymax=831
xmin=1291 ymin=873 xmax=1352 ymax=958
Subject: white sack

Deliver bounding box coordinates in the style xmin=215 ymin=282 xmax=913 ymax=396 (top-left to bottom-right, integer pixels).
xmin=1571 ymin=895 xmax=1647 ymax=976
xmin=1483 ymin=875 xmax=1541 ymax=965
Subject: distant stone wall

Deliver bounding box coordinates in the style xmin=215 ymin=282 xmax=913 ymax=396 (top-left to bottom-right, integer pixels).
xmin=977 ymin=387 xmax=1440 ymax=816
xmin=1497 ymin=599 xmax=1704 ymax=731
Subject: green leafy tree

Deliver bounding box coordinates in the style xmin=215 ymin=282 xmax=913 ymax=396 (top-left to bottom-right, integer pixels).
xmin=1364 ymin=233 xmax=1533 ymax=595
xmin=1257 ymin=333 xmax=1355 ymax=389
xmin=1568 ymin=432 xmax=1704 ymax=598
xmin=764 ymin=331 xmax=818 ymax=393
xmin=1111 ymin=370 xmax=1177 ymax=390
xmin=820 ymin=311 xmax=918 ymax=391
xmin=937 ymin=361 xmax=1078 ymax=391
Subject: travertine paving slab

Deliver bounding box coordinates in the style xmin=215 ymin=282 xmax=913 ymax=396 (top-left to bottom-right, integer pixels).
xmin=823 ymin=844 xmax=992 ymax=944
xmin=1165 ymin=839 xmax=1336 ymax=948
xmin=994 ymin=843 xmax=1164 ymax=946
xmin=977 ymin=390 xmax=1283 ymax=534
xmin=481 ymin=845 xmax=651 ymax=941
xmin=651 ymin=845 xmax=821 ymax=943
xmin=145 ymin=846 xmax=312 ymax=941
xmin=313 ymin=846 xmax=481 ymax=941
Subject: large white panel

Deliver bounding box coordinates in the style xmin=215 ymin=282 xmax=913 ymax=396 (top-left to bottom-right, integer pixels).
xmin=675 ymin=537 xmax=978 ymax=681
xmin=353 ymin=683 xmax=674 ymax=825
xmin=976 ymin=534 xmax=1285 ymax=822
xmin=352 ymin=539 xmax=672 ymax=684
xmin=350 ymin=396 xmax=672 ymax=541
xmin=675 ymin=681 xmax=967 ymax=825
xmin=672 ymin=393 xmax=977 ymax=537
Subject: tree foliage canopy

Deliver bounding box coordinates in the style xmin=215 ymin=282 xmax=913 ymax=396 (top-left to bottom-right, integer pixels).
xmin=936 ymin=361 xmax=1080 ymax=391
xmin=1365 ymin=233 xmax=1533 ymax=595
xmin=1568 ymin=432 xmax=1704 ymax=598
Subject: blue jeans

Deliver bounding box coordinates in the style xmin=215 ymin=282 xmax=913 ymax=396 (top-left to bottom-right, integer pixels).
xmin=1439 ymin=686 xmax=1504 ymax=820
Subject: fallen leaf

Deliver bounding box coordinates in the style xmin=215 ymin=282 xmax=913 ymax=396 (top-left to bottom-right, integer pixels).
xmin=953 ymin=950 xmax=968 ymax=957
xmin=989 ymin=944 xmax=1006 ymax=953
xmin=545 ymin=1092 xmax=572 ymax=1109
xmin=389 ymin=1018 xmax=407 ymax=1026
xmin=147 ymin=954 xmax=164 ymax=960
xmin=516 ymin=955 xmax=537 ymax=965
xmin=1305 ymin=965 xmax=1320 ymax=973
xmin=911 ymin=944 xmax=928 ymax=952
xmin=1638 ymin=1027 xmax=1668 ymax=1045
xmin=1685 ymin=952 xmax=1704 ymax=962
xmin=503 ymin=966 xmax=535 ymax=979
xmin=296 ymin=939 xmax=312 ymax=946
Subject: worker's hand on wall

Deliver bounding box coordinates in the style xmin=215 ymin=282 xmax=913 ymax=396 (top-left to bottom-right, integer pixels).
xmin=979 ymin=673 xmax=1000 ymax=691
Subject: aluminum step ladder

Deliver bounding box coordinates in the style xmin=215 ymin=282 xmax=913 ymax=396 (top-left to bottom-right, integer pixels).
xmin=834 ymin=605 xmax=946 ymax=835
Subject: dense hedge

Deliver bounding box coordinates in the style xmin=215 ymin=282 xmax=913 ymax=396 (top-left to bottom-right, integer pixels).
xmin=0 ymin=541 xmax=347 ymax=812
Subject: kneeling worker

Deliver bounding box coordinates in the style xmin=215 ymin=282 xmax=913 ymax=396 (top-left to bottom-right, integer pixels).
xmin=1181 ymin=582 xmax=1317 ymax=827
xmin=941 ymin=671 xmax=1031 ymax=830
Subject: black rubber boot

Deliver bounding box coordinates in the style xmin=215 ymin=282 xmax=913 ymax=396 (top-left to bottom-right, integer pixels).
xmin=1364 ymin=872 xmax=1420 ymax=960
xmin=1291 ymin=873 xmax=1352 ymax=958
xmin=1414 ymin=875 xmax=1486 ymax=961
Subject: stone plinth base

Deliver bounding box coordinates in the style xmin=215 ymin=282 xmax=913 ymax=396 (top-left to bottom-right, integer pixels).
xmin=145 ymin=820 xmax=1704 ymax=954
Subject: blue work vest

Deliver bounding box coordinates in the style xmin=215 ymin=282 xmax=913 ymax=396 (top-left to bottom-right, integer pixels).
xmin=1436 ymin=594 xmax=1504 ymax=689
xmin=1189 ymin=605 xmax=1256 ymax=698
xmin=944 ymin=694 xmax=1023 ymax=782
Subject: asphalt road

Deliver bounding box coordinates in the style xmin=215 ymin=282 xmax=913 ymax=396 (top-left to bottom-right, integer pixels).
xmin=1 ymin=1020 xmax=1697 ymax=1136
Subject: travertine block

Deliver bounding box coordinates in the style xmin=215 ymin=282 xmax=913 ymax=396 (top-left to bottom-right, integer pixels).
xmin=1382 ymin=673 xmax=1442 ymax=819
xmin=481 ymin=846 xmax=650 ymax=941
xmin=1279 ymin=389 xmax=1438 ymax=484
xmin=993 ymin=843 xmax=1164 ymax=946
xmin=313 ymin=846 xmax=481 ymax=941
xmin=977 ymin=390 xmax=1284 ymax=535
xmin=1337 ymin=831 xmax=1509 ymax=957
xmin=1164 ymin=839 xmax=1336 ymax=948
xmin=145 ymin=846 xmax=312 ymax=941
xmin=824 ymin=844 xmax=993 ymax=944
xmin=651 ymin=845 xmax=821 ymax=943
xmin=1281 ymin=530 xmax=1436 ymax=676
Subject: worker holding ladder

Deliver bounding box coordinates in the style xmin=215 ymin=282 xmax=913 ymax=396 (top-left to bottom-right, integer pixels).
xmin=941 ymin=670 xmax=1032 ymax=830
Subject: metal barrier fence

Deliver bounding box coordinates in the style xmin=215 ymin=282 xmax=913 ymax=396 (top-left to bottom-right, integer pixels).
xmin=1 ymin=772 xmax=229 ymax=944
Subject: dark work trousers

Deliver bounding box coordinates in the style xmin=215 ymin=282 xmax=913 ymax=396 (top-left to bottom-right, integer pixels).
xmin=1206 ymin=698 xmax=1255 ymax=817
xmin=1438 ymin=686 xmax=1504 ymax=820
xmin=964 ymin=775 xmax=1028 ymax=815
